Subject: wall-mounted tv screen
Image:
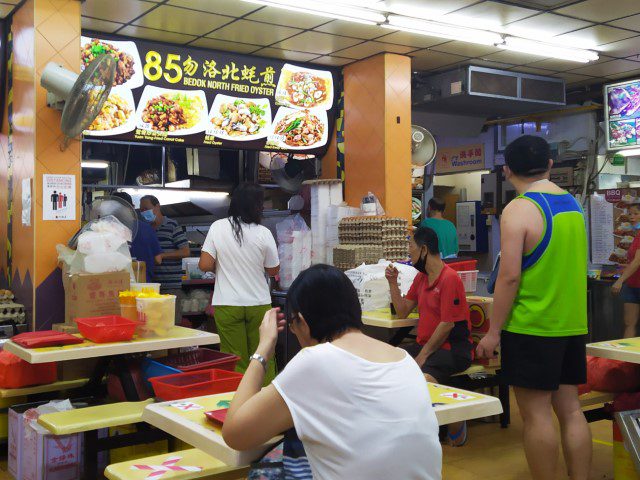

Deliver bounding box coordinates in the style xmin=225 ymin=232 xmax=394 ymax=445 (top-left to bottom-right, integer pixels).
xmin=605 ymin=78 xmax=640 ymax=151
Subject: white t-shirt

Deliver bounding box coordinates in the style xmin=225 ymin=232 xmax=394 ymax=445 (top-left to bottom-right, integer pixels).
xmin=201 ymin=218 xmax=279 ymax=306
xmin=273 ymin=343 xmax=442 ymax=480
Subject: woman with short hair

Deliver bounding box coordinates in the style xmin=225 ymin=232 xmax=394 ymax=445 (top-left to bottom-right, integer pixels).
xmin=223 ymin=264 xmax=442 ymax=480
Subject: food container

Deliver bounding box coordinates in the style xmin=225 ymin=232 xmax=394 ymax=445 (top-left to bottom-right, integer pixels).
xmin=119 ymin=291 xmax=140 ymax=322
xmin=130 ymin=282 xmax=161 ymax=293
xmin=136 ymin=294 xmax=176 ymax=338
xmin=149 ymin=369 xmax=243 ymax=401
xmin=457 ymin=270 xmax=479 ymax=293
xmin=75 ymin=315 xmax=139 ymax=343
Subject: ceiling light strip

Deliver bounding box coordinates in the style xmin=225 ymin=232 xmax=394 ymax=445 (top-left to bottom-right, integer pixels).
xmin=241 ymin=0 xmax=386 ymax=25
xmin=386 ymin=15 xmax=503 ymax=46
xmin=500 ymin=37 xmax=599 ymax=63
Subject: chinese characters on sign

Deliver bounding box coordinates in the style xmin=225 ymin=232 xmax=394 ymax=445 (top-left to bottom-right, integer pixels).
xmin=436 ymin=144 xmax=485 ymax=174
xmin=42 ymin=174 xmax=75 ymax=221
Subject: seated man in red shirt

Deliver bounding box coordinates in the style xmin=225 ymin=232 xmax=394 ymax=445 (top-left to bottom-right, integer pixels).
xmin=386 ymin=226 xmax=474 ymax=445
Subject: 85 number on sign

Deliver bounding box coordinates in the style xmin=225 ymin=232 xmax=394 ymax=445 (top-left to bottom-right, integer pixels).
xmin=144 ymin=51 xmax=182 ymax=84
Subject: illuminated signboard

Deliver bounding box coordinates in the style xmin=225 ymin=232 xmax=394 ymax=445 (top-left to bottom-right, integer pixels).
xmin=605 ymin=78 xmax=640 ymax=151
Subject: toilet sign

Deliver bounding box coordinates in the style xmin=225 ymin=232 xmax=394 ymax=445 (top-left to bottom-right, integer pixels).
xmin=43 ymin=174 xmax=76 ymax=221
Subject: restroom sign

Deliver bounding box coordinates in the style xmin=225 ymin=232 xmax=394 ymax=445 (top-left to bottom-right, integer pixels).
xmin=43 ymin=174 xmax=76 ymax=221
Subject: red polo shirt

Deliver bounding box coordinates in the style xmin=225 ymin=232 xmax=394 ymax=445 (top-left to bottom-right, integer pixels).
xmin=406 ymin=264 xmax=473 ymax=356
xmin=627 ymin=234 xmax=640 ymax=288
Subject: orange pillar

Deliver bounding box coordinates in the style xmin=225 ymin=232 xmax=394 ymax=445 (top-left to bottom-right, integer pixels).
xmin=343 ymin=53 xmax=412 ymax=222
xmin=0 ymin=0 xmax=81 ymax=330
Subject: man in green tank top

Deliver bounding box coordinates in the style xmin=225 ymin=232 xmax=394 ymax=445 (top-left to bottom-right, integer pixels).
xmin=477 ymin=136 xmax=590 ymax=480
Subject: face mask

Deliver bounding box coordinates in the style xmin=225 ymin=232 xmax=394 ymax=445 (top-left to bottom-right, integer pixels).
xmin=413 ymin=249 xmax=427 ymax=273
xmin=141 ymin=209 xmax=156 ymax=223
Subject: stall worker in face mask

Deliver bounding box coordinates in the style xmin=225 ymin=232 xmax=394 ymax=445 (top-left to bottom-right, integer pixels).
xmin=386 ymin=227 xmax=473 ymax=446
xmin=613 ymin=203 xmax=640 ymax=338
xmin=139 ymin=195 xmax=190 ymax=322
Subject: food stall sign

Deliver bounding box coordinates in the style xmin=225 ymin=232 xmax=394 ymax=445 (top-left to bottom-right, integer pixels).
xmin=81 ymin=33 xmax=339 ymax=155
xmin=604 ymin=78 xmax=640 ymax=151
xmin=436 ymin=144 xmax=485 ymax=174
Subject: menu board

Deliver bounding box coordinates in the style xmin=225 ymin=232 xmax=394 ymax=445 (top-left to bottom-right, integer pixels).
xmin=605 ymin=78 xmax=640 ymax=151
xmin=590 ymin=189 xmax=638 ymax=265
xmin=81 ymin=34 xmax=339 ymax=154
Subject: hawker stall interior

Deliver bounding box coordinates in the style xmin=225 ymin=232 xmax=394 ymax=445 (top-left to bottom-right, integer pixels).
xmin=0 ymin=0 xmax=640 ymax=479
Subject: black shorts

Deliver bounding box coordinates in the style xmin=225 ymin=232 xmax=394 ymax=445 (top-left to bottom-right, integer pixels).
xmin=501 ymin=331 xmax=587 ymax=391
xmin=403 ymin=343 xmax=471 ymax=384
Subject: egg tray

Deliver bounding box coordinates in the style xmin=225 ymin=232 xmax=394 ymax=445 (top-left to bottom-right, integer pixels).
xmin=332 ymin=244 xmax=384 ymax=270
xmin=0 ymin=290 xmax=15 ymax=303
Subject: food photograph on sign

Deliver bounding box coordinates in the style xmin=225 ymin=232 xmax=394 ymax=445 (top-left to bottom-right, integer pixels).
xmin=80 ymin=33 xmax=339 ymax=154
xmin=605 ymin=78 xmax=640 ymax=150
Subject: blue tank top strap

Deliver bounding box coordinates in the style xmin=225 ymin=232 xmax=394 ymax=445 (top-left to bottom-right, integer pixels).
xmin=520 ymin=192 xmax=553 ymax=270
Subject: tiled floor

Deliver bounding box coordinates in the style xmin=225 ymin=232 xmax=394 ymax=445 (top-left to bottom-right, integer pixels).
xmin=0 ymin=392 xmax=615 ymax=479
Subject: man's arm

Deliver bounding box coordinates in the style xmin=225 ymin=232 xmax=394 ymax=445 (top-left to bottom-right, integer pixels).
xmin=387 ymin=267 xmax=417 ymax=319
xmin=415 ymin=321 xmax=454 ymax=366
xmin=159 ymin=245 xmax=190 ymax=260
xmin=613 ymin=250 xmax=640 ymax=294
xmin=477 ymin=200 xmax=528 ymax=358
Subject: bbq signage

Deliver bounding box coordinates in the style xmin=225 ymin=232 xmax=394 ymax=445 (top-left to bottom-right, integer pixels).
xmin=605 ymin=78 xmax=640 ymax=151
xmin=81 ymin=33 xmax=339 ymax=154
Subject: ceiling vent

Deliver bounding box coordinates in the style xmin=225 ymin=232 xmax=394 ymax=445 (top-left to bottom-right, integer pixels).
xmin=413 ymin=66 xmax=566 ymax=117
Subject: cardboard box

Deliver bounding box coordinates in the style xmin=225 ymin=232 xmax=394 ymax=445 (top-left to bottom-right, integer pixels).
xmin=62 ymin=268 xmax=130 ymax=325
xmin=132 ymin=261 xmax=146 ymax=283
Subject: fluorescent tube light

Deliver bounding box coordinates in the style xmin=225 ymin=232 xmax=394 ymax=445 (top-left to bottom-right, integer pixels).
xmin=385 ymin=15 xmax=503 ymax=46
xmin=241 ymin=0 xmax=386 ymax=25
xmin=81 ymin=161 xmax=109 ymax=169
xmin=619 ymin=148 xmax=640 ymax=157
xmin=500 ymin=36 xmax=599 ymax=63
xmin=120 ymin=188 xmax=229 ymax=207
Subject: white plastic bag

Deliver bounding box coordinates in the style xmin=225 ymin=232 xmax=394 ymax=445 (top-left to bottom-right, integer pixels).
xmin=77 ymin=231 xmax=127 ymax=255
xmin=277 ymin=215 xmax=311 ymax=289
xmin=361 ymin=192 xmax=385 ymax=216
xmin=345 ymin=261 xmax=417 ymax=311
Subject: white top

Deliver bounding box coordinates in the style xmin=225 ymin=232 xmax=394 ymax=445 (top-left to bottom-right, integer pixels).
xmin=202 ymin=218 xmax=279 ymax=306
xmin=273 ymin=343 xmax=442 ymax=480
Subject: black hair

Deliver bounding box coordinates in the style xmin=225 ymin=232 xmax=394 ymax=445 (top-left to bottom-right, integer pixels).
xmin=286 ymin=264 xmax=363 ymax=343
xmin=140 ymin=195 xmax=160 ymax=207
xmin=111 ymin=191 xmax=133 ymax=207
xmin=504 ymin=135 xmax=551 ymax=178
xmin=428 ymin=198 xmax=446 ymax=213
xmin=228 ymin=183 xmax=264 ymax=245
xmin=413 ymin=226 xmax=439 ymax=255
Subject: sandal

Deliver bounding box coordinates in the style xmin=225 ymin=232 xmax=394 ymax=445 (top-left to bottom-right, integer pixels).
xmin=447 ymin=421 xmax=468 ymax=447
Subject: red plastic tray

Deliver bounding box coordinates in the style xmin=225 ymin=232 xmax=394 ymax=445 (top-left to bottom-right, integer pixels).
xmin=12 ymin=331 xmax=84 ymax=349
xmin=161 ymin=349 xmax=240 ymax=372
xmin=74 ymin=315 xmax=139 ymax=343
xmin=204 ymin=408 xmax=228 ymax=425
xmin=149 ymin=369 xmax=243 ymax=401
xmin=447 ymin=260 xmax=478 ymax=272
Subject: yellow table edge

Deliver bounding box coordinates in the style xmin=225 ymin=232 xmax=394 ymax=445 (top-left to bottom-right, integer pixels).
xmin=0 ymin=378 xmax=89 ymax=398
xmin=586 ymin=337 xmax=640 ymax=364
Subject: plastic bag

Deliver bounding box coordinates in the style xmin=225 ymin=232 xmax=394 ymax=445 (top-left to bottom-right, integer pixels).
xmin=361 ymin=192 xmax=385 ymax=216
xmin=345 ymin=260 xmax=417 ymax=311
xmin=77 ymin=231 xmax=127 ymax=255
xmin=277 ymin=215 xmax=311 ymax=289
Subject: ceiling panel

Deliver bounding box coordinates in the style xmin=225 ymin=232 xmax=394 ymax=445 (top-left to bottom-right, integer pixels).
xmin=118 ymin=25 xmax=198 ymax=45
xmin=553 ymin=72 xmax=598 ymax=84
xmin=385 ymin=0 xmax=479 ymax=17
xmin=82 ymin=0 xmax=157 ymax=24
xmin=442 ymin=1 xmax=539 ymax=29
xmin=375 ymin=31 xmax=447 ymax=49
xmin=271 ymin=31 xmax=361 ymax=55
xmin=505 ymin=0 xmax=576 ymax=7
xmin=566 ymin=58 xmax=640 ymax=76
xmin=334 ymin=41 xmax=414 ymax=59
xmin=166 ymin=0 xmax=260 ymax=17
xmin=311 ymin=56 xmax=354 ymax=67
xmin=430 ymin=41 xmax=501 ymax=57
xmin=314 ymin=20 xmax=392 ymax=40
xmin=509 ymin=66 xmax=557 ymax=75
xmin=599 ymin=37 xmax=640 ymax=58
xmin=482 ymin=50 xmax=544 ymax=65
xmin=552 ymin=25 xmax=637 ymax=49
xmin=133 ymin=5 xmax=233 ymax=36
xmin=245 ymin=7 xmax=330 ymax=29
xmin=189 ymin=37 xmax=260 ymax=54
xmin=555 ymin=0 xmax=640 ymax=23
xmin=503 ymin=13 xmax=593 ymax=39
xmin=208 ymin=20 xmax=302 ymax=46
xmin=605 ymin=68 xmax=640 ymax=81
xmin=81 ymin=17 xmax=124 ymax=34
xmin=251 ymin=47 xmax=318 ymax=63
xmin=526 ymin=55 xmax=612 ymax=71
xmin=608 ymin=14 xmax=640 ymax=32
xmin=411 ymin=50 xmax=467 ymax=71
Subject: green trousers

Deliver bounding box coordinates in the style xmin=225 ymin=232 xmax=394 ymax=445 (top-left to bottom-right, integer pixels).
xmin=214 ymin=305 xmax=276 ymax=385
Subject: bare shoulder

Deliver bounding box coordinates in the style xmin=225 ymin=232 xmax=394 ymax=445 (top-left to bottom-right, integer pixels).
xmin=502 ymin=197 xmax=540 ymax=219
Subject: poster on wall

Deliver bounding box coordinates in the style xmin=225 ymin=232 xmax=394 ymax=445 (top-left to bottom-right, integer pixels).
xmin=43 ymin=175 xmax=75 ymax=221
xmin=81 ymin=34 xmax=339 ymax=155
xmin=605 ymin=78 xmax=640 ymax=151
xmin=589 ymin=189 xmax=637 ymax=265
xmin=436 ymin=144 xmax=485 ymax=174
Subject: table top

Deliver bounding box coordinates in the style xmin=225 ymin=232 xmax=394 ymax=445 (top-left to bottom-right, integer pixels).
xmin=0 ymin=378 xmax=89 ymax=398
xmin=143 ymin=392 xmax=281 ymax=467
xmin=361 ymin=308 xmax=419 ymax=329
xmin=586 ymin=337 xmax=640 ymax=363
xmin=143 ymin=383 xmax=501 ymax=466
xmin=4 ymin=327 xmax=219 ymax=364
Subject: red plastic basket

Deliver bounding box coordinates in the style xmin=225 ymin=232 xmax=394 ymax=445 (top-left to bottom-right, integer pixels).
xmin=149 ymin=369 xmax=243 ymax=401
xmin=161 ymin=349 xmax=240 ymax=372
xmin=448 ymin=260 xmax=478 ymax=272
xmin=75 ymin=315 xmax=139 ymax=343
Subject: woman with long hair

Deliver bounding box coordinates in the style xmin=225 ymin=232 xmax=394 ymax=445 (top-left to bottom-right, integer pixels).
xmin=199 ymin=183 xmax=280 ymax=383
